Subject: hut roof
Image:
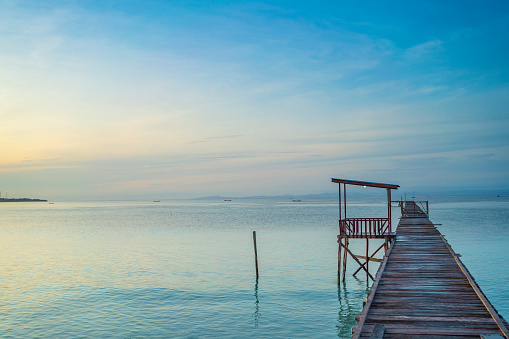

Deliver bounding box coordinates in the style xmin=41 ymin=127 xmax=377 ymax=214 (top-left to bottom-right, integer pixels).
xmin=331 ymin=178 xmax=399 ymax=190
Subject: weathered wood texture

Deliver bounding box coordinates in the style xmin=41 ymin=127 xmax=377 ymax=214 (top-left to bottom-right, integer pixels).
xmin=352 ymin=201 xmax=508 ymax=338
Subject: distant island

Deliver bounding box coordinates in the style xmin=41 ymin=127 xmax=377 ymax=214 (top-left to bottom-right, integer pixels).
xmin=0 ymin=198 xmax=47 ymax=202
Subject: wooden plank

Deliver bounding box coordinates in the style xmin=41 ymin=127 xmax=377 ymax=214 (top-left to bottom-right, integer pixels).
xmin=361 ymin=324 xmax=504 ymax=335
xmin=367 ymin=311 xmax=494 ymax=318
xmin=369 ymin=323 xmax=385 ymax=339
xmin=365 ymin=315 xmax=497 ymax=324
xmin=384 ymin=327 xmax=503 ymax=335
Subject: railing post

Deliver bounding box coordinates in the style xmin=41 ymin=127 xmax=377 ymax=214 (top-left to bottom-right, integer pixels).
xmin=338 ymin=184 xmax=342 ymax=227
xmin=343 ymin=184 xmax=347 ymax=220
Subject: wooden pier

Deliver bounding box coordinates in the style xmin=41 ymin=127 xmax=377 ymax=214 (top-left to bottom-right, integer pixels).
xmin=352 ymin=201 xmax=509 ymax=338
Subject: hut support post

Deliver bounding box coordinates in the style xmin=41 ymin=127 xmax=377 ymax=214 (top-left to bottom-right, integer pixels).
xmin=337 ymin=238 xmax=342 ymax=283
xmin=365 ymin=238 xmax=369 ymax=279
xmin=342 ymin=237 xmax=348 ymax=281
xmin=338 ymin=183 xmax=342 ymax=283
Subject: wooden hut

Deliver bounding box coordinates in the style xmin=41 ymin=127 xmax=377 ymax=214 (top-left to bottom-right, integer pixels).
xmin=331 ymin=178 xmax=399 ymax=282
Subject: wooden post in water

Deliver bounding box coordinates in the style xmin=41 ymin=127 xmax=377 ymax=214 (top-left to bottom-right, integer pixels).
xmin=253 ymin=231 xmax=259 ymax=279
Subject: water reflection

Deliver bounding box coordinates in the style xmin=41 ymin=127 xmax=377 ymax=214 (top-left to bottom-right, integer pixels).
xmin=336 ymin=277 xmax=371 ymax=338
xmin=253 ymin=279 xmax=260 ymax=327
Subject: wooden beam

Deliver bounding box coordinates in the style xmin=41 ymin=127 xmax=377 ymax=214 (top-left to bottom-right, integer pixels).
xmin=331 ymin=178 xmax=399 ymax=190
xmin=354 ymin=255 xmax=383 ymax=263
xmin=354 ymin=242 xmax=386 ymax=275
xmin=339 ymin=241 xmax=375 ymax=281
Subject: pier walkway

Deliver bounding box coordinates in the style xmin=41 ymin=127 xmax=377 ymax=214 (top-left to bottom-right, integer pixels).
xmin=352 ymin=201 xmax=508 ymax=338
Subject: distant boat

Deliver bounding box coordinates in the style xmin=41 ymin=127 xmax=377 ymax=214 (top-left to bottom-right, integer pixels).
xmin=292 ymin=199 xmax=301 ymax=202
xmin=224 ymin=199 xmax=232 ymax=201
xmin=153 ymin=200 xmax=160 ymax=202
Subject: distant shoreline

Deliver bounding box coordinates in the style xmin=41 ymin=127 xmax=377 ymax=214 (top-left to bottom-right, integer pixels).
xmin=0 ymin=198 xmax=48 ymax=202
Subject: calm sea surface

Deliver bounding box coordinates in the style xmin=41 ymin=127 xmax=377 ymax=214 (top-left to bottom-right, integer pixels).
xmin=1 ymin=195 xmax=508 ymax=338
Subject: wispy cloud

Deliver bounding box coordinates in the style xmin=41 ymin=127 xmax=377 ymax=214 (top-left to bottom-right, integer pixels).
xmin=404 ymin=40 xmax=444 ymax=60
xmin=187 ymin=135 xmax=243 ymax=144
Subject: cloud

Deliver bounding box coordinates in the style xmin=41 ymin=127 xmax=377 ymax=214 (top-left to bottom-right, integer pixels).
xmin=404 ymin=39 xmax=444 ymax=60
xmin=187 ymin=135 xmax=243 ymax=144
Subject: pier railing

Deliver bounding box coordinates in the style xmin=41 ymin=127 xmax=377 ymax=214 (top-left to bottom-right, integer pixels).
xmin=339 ymin=218 xmax=391 ymax=237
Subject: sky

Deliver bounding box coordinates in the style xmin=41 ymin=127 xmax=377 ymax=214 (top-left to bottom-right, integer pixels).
xmin=1 ymin=0 xmax=509 ymax=200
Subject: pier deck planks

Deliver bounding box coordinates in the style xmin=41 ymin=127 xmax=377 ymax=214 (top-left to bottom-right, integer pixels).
xmin=352 ymin=202 xmax=508 ymax=338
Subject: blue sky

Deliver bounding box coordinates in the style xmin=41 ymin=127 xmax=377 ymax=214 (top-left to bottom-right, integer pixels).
xmin=1 ymin=1 xmax=508 ymax=199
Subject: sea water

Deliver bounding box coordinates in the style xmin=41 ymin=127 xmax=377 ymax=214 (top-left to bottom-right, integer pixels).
xmin=0 ymin=196 xmax=507 ymax=338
